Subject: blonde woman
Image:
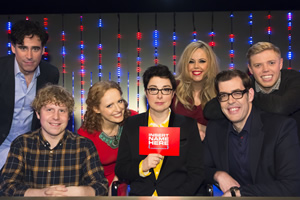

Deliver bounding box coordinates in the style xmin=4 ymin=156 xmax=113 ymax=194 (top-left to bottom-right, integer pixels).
xmin=172 ymin=40 xmax=219 ymax=140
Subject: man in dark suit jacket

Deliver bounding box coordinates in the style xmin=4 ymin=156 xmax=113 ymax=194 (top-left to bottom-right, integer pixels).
xmin=116 ymin=65 xmax=204 ymax=196
xmin=0 ymin=20 xmax=59 ymax=169
xmin=205 ymin=69 xmax=300 ymax=196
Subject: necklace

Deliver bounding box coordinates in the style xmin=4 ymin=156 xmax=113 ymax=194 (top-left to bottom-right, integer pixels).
xmin=99 ymin=126 xmax=123 ymax=149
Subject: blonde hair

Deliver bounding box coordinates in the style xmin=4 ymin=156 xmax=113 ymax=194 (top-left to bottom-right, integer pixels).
xmin=32 ymin=84 xmax=74 ymax=116
xmin=82 ymin=80 xmax=130 ymax=134
xmin=175 ymin=40 xmax=219 ymax=109
xmin=247 ymin=42 xmax=281 ymax=64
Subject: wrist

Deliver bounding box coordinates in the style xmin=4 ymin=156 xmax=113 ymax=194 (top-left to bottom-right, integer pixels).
xmin=230 ymin=186 xmax=240 ymax=197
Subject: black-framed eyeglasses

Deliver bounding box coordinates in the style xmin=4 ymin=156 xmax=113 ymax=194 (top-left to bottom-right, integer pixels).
xmin=146 ymin=88 xmax=173 ymax=95
xmin=217 ymin=89 xmax=248 ymax=102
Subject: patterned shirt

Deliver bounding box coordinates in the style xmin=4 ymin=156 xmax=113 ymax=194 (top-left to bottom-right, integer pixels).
xmin=0 ymin=129 xmax=108 ymax=196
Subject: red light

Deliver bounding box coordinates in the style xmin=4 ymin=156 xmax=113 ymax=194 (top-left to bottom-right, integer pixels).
xmin=209 ymin=41 xmax=215 ymax=47
xmin=173 ymin=42 xmax=176 ymax=46
xmin=118 ymin=34 xmax=121 ymax=38
xmin=136 ymin=67 xmax=141 ymax=72
xmin=268 ymin=14 xmax=271 ymax=19
xmin=80 ymin=25 xmax=83 ymax=31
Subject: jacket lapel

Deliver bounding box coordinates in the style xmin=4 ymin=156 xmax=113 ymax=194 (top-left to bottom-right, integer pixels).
xmin=249 ymin=106 xmax=264 ymax=183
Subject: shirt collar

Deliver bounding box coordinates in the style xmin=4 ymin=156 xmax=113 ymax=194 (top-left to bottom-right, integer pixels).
xmin=255 ymin=71 xmax=281 ymax=94
xmin=148 ymin=108 xmax=171 ymax=127
xmin=228 ymin=108 xmax=253 ymax=136
xmin=14 ymin=57 xmax=41 ymax=78
xmin=38 ymin=129 xmax=68 ymax=149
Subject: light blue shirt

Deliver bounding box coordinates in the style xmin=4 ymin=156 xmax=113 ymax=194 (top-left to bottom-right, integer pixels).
xmin=0 ymin=59 xmax=40 ymax=169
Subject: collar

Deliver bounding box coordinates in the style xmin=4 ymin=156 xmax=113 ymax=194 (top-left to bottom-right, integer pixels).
xmin=38 ymin=129 xmax=68 ymax=149
xmin=148 ymin=108 xmax=171 ymax=127
xmin=14 ymin=57 xmax=40 ymax=78
xmin=228 ymin=108 xmax=253 ymax=135
xmin=255 ymin=71 xmax=281 ymax=94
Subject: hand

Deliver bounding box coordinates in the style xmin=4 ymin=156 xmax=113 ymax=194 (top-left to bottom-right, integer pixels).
xmin=142 ymin=153 xmax=164 ymax=172
xmin=25 ymin=185 xmax=68 ymax=196
xmin=213 ymin=171 xmax=240 ymax=193
xmin=66 ymin=186 xmax=96 ymax=196
xmin=197 ymin=123 xmax=206 ymax=141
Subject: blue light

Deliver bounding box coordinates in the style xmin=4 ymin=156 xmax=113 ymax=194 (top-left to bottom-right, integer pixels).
xmin=287 ymin=51 xmax=293 ymax=60
xmin=118 ymin=53 xmax=121 ymax=58
xmin=98 ymin=19 xmax=102 ymax=27
xmin=80 ymin=44 xmax=84 ymax=49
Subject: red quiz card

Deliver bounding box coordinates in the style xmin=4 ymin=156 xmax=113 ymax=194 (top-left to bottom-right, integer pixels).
xmin=139 ymin=126 xmax=180 ymax=156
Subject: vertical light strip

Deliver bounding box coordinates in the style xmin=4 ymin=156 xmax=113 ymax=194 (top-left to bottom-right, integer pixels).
xmin=267 ymin=11 xmax=272 ymax=42
xmin=7 ymin=17 xmax=11 ymax=55
xmin=127 ymin=72 xmax=130 ymax=105
xmin=117 ymin=13 xmax=121 ymax=84
xmin=287 ymin=12 xmax=293 ymax=69
xmin=98 ymin=15 xmax=103 ymax=80
xmin=229 ymin=12 xmax=235 ymax=69
xmin=172 ymin=12 xmax=177 ymax=74
xmin=72 ymin=72 xmax=75 ymax=132
xmin=43 ymin=17 xmax=49 ymax=61
xmin=80 ymin=16 xmax=85 ymax=123
xmin=249 ymin=12 xmax=253 ymax=46
xmin=61 ymin=14 xmax=66 ymax=87
xmin=209 ymin=12 xmax=215 ymax=48
xmin=90 ymin=72 xmax=93 ymax=87
xmin=192 ymin=12 xmax=197 ymax=42
xmin=136 ymin=13 xmax=142 ymax=113
xmin=153 ymin=13 xmax=159 ymax=66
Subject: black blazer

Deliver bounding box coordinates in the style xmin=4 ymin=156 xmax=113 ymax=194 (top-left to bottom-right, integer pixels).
xmin=0 ymin=54 xmax=59 ymax=145
xmin=204 ymin=106 xmax=300 ymax=196
xmin=115 ymin=111 xmax=204 ymax=196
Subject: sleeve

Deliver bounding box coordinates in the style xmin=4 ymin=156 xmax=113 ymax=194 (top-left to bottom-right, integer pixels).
xmin=254 ymin=71 xmax=300 ymax=115
xmin=173 ymin=119 xmax=205 ymax=195
xmin=81 ymin=139 xmax=108 ymax=196
xmin=0 ymin=138 xmax=30 ymax=196
xmin=240 ymin=118 xmax=300 ymax=196
xmin=115 ymin=118 xmax=142 ymax=181
xmin=204 ymin=120 xmax=220 ymax=184
xmin=203 ymin=97 xmax=225 ymax=120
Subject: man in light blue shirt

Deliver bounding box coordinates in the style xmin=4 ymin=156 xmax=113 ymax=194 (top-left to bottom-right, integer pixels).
xmin=0 ymin=20 xmax=59 ymax=169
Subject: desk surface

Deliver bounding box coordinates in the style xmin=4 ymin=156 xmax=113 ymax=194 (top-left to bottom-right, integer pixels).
xmin=0 ymin=197 xmax=299 ymax=200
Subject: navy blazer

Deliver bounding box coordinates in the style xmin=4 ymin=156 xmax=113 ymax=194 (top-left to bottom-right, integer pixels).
xmin=0 ymin=54 xmax=59 ymax=145
xmin=115 ymin=111 xmax=204 ymax=196
xmin=205 ymin=106 xmax=300 ymax=196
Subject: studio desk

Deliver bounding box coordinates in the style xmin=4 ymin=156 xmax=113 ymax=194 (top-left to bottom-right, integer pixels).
xmin=0 ymin=197 xmax=299 ymax=200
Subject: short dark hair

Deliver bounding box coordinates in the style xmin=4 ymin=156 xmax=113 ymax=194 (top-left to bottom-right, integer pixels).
xmin=215 ymin=69 xmax=252 ymax=94
xmin=10 ymin=20 xmax=49 ymax=47
xmin=143 ymin=64 xmax=177 ymax=91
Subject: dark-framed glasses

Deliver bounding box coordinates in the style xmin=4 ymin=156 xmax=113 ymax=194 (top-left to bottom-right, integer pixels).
xmin=146 ymin=88 xmax=173 ymax=95
xmin=217 ymin=89 xmax=248 ymax=102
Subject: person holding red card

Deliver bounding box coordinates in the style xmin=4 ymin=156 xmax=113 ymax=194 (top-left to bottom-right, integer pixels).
xmin=116 ymin=65 xmax=204 ymax=196
xmin=78 ymin=81 xmax=138 ymax=196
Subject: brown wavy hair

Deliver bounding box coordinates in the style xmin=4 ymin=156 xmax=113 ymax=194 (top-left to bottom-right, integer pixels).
xmin=81 ymin=80 xmax=130 ymax=134
xmin=175 ymin=40 xmax=219 ymax=110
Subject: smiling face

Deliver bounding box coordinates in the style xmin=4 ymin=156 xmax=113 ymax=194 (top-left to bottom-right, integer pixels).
xmin=188 ymin=48 xmax=208 ymax=82
xmin=248 ymin=49 xmax=283 ymax=92
xmin=36 ymin=103 xmax=69 ymax=142
xmin=93 ymin=88 xmax=125 ymax=125
xmin=145 ymin=76 xmax=174 ymax=116
xmin=219 ymin=76 xmax=254 ymax=132
xmin=11 ymin=35 xmax=45 ymax=76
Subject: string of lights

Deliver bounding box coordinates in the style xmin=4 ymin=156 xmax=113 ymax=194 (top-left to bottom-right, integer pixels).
xmin=79 ymin=15 xmax=85 ymax=123
xmin=72 ymin=72 xmax=75 ymax=132
xmin=287 ymin=12 xmax=293 ymax=69
xmin=153 ymin=13 xmax=159 ymax=66
xmin=173 ymin=12 xmax=177 ymax=74
xmin=117 ymin=13 xmax=121 ymax=84
xmin=136 ymin=13 xmax=142 ymax=113
xmin=267 ymin=11 xmax=272 ymax=42
xmin=7 ymin=17 xmax=11 ymax=55
xmin=229 ymin=12 xmax=235 ymax=69
xmin=209 ymin=12 xmax=215 ymax=48
xmin=98 ymin=16 xmax=103 ymax=80
xmin=43 ymin=17 xmax=49 ymax=61
xmin=192 ymin=12 xmax=197 ymax=42
xmin=61 ymin=15 xmax=66 ymax=87
xmin=249 ymin=12 xmax=253 ymax=46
